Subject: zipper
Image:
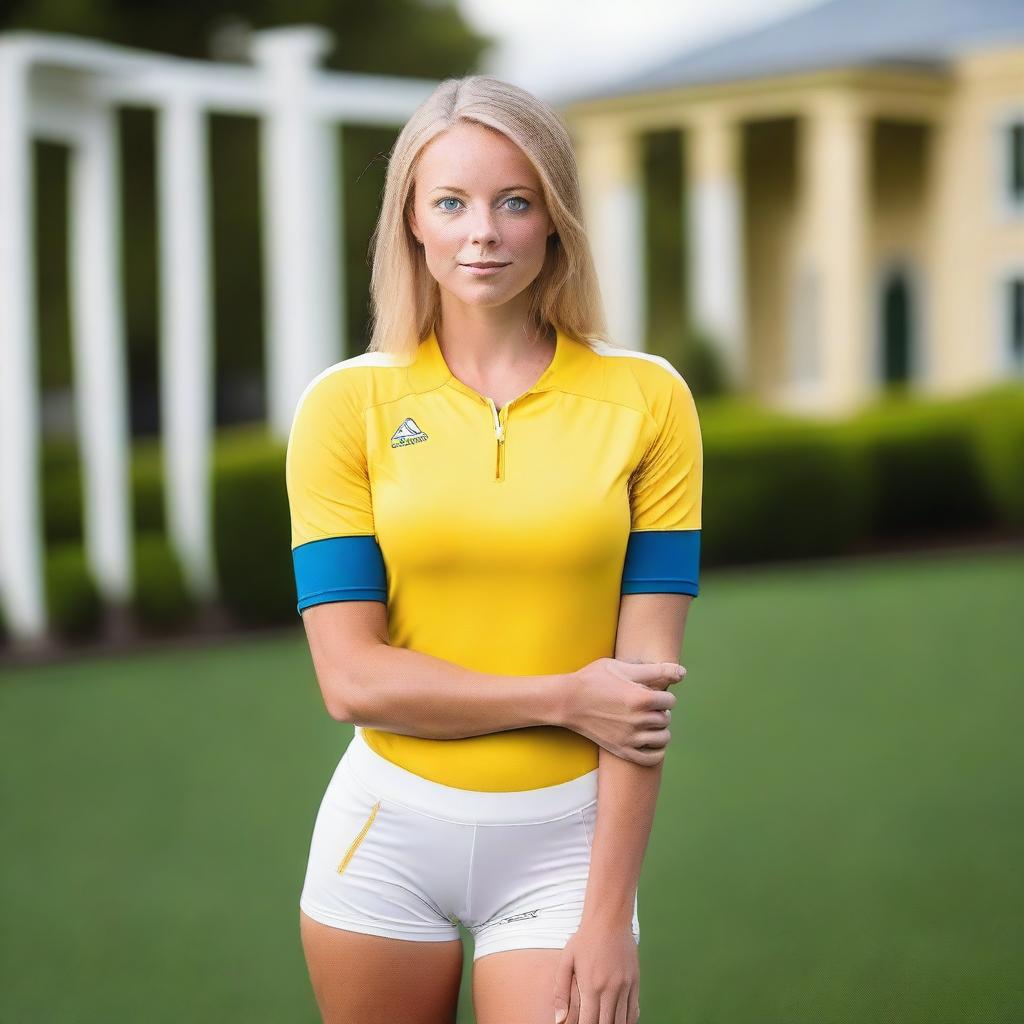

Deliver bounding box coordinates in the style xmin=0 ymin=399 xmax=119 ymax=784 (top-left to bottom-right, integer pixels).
xmin=484 ymin=397 xmax=506 ymax=481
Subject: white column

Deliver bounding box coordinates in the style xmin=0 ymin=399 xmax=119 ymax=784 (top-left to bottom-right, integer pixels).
xmin=156 ymin=93 xmax=217 ymax=599
xmin=250 ymin=27 xmax=344 ymax=437
xmin=68 ymin=105 xmax=134 ymax=605
xmin=792 ymin=95 xmax=870 ymax=415
xmin=576 ymin=123 xmax=645 ymax=350
xmin=685 ymin=111 xmax=746 ymax=388
xmin=0 ymin=41 xmax=47 ymax=644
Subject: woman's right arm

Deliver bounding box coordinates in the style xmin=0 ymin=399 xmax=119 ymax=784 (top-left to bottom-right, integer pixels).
xmin=287 ymin=373 xmax=678 ymax=763
xmin=302 ymin=598 xmax=568 ymax=734
xmin=301 ymin=599 xmax=680 ymax=765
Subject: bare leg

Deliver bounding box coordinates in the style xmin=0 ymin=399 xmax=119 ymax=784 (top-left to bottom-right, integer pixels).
xmin=299 ymin=909 xmax=463 ymax=1024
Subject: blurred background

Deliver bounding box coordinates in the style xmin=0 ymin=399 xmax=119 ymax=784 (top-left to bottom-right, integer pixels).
xmin=1 ymin=0 xmax=1022 ymax=1021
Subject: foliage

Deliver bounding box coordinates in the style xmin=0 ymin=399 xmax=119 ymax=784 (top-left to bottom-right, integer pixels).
xmin=210 ymin=425 xmax=293 ymax=625
xmin=133 ymin=531 xmax=199 ymax=632
xmin=44 ymin=542 xmax=103 ymax=641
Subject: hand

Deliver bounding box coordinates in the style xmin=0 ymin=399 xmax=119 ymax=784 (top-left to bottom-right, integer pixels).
xmin=554 ymin=918 xmax=640 ymax=1024
xmin=562 ymin=658 xmax=684 ymax=766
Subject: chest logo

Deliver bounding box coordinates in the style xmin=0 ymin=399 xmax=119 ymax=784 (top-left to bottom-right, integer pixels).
xmin=391 ymin=417 xmax=429 ymax=448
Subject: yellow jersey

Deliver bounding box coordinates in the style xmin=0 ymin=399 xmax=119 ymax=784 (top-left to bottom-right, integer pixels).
xmin=286 ymin=324 xmax=703 ymax=791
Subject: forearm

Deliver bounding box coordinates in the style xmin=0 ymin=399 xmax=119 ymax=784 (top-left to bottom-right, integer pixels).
xmin=582 ymin=749 xmax=661 ymax=927
xmin=581 ymin=593 xmax=691 ymax=927
xmin=338 ymin=642 xmax=575 ymax=740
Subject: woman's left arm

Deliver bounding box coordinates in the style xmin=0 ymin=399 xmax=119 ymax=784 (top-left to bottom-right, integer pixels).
xmin=582 ymin=590 xmax=692 ymax=928
xmin=554 ymin=591 xmax=692 ymax=1023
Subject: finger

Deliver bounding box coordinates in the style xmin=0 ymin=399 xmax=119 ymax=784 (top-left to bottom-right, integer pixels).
xmin=553 ymin=951 xmax=574 ymax=1023
xmin=601 ymin=989 xmax=619 ymax=1024
xmin=628 ymin=982 xmax=639 ymax=1023
xmin=627 ymin=662 xmax=685 ymax=686
xmin=641 ymin=709 xmax=670 ymax=728
xmin=644 ymin=690 xmax=677 ymax=712
xmin=615 ymin=985 xmax=629 ymax=1024
xmin=568 ymin=969 xmax=582 ymax=1024
xmin=634 ymin=728 xmax=670 ymax=749
xmin=626 ymin=746 xmax=664 ymax=767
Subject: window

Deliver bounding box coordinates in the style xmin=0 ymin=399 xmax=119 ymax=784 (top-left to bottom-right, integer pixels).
xmin=998 ymin=116 xmax=1024 ymax=217
xmin=1006 ymin=275 xmax=1024 ymax=375
xmin=1010 ymin=122 xmax=1024 ymax=206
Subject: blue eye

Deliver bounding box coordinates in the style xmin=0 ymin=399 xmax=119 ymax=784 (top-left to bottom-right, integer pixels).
xmin=434 ymin=195 xmax=531 ymax=213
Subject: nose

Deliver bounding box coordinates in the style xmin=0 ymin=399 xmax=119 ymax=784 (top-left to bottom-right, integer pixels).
xmin=467 ymin=209 xmax=500 ymax=250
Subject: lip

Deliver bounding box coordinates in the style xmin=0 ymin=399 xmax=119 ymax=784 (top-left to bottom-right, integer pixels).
xmin=460 ymin=262 xmax=509 ymax=276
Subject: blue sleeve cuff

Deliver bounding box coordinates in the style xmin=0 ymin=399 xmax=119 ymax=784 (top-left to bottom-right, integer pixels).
xmin=292 ymin=535 xmax=388 ymax=614
xmin=621 ymin=529 xmax=700 ymax=596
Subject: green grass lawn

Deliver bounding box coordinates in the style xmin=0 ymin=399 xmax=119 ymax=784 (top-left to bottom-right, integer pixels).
xmin=1 ymin=547 xmax=1022 ymax=1023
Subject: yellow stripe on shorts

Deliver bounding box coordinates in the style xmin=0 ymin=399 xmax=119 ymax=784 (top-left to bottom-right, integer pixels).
xmin=337 ymin=800 xmax=382 ymax=875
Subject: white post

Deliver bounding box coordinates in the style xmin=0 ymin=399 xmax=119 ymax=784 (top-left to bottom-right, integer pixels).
xmin=686 ymin=111 xmax=746 ymax=388
xmin=576 ymin=122 xmax=645 ymax=349
xmin=68 ymin=104 xmax=134 ymax=607
xmin=156 ymin=93 xmax=217 ymax=598
xmin=0 ymin=40 xmax=47 ymax=644
xmin=250 ymin=27 xmax=344 ymax=438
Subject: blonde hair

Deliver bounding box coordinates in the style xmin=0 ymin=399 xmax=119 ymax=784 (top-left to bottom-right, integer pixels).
xmin=366 ymin=74 xmax=610 ymax=361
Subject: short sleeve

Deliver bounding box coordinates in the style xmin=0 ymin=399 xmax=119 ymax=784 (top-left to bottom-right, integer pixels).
xmin=285 ymin=369 xmax=387 ymax=614
xmin=621 ymin=366 xmax=703 ymax=597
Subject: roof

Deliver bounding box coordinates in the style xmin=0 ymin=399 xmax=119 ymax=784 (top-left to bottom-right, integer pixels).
xmin=553 ymin=0 xmax=1024 ymax=104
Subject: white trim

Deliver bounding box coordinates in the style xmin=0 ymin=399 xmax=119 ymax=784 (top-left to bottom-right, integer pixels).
xmin=587 ymin=337 xmax=688 ymax=386
xmin=285 ymin=351 xmax=405 ymax=458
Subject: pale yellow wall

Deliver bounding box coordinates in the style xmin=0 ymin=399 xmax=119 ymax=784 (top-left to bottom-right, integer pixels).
xmin=930 ymin=45 xmax=1024 ymax=396
xmin=561 ymin=49 xmax=1024 ymax=413
xmin=743 ymin=118 xmax=798 ymax=402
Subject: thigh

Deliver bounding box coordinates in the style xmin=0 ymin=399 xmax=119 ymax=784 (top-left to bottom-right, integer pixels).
xmin=300 ymin=909 xmax=463 ymax=1024
xmin=472 ymin=947 xmax=567 ymax=1024
xmin=299 ymin=753 xmax=468 ymax=942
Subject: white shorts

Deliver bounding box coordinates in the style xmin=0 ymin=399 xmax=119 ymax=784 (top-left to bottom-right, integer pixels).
xmin=298 ymin=726 xmax=640 ymax=961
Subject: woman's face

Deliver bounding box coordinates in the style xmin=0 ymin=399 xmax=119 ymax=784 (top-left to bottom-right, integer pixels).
xmin=407 ymin=121 xmax=556 ymax=311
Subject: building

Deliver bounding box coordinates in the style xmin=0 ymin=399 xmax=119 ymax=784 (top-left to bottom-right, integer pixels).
xmin=555 ymin=0 xmax=1024 ymax=416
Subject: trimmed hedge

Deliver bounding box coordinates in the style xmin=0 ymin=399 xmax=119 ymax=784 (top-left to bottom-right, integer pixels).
xmin=963 ymin=383 xmax=1024 ymax=530
xmin=132 ymin=439 xmax=167 ymax=534
xmin=43 ymin=437 xmax=165 ymax=545
xmin=41 ymin=438 xmax=83 ymax=545
xmin=44 ymin=541 xmax=103 ymax=641
xmin=827 ymin=397 xmax=998 ymax=538
xmin=133 ymin=530 xmax=199 ymax=632
xmin=211 ymin=426 xmax=293 ymax=626
xmin=701 ymin=423 xmax=871 ymax=565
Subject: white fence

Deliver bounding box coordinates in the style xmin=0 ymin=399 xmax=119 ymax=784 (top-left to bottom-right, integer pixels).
xmin=0 ymin=27 xmax=438 ymax=646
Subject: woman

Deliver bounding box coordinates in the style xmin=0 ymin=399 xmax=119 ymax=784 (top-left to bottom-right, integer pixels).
xmin=286 ymin=74 xmax=702 ymax=1024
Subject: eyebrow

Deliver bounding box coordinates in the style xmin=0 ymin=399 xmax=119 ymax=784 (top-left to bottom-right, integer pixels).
xmin=427 ymin=185 xmax=537 ymax=195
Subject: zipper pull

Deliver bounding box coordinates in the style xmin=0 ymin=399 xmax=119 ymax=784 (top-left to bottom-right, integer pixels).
xmin=486 ymin=397 xmax=504 ymax=441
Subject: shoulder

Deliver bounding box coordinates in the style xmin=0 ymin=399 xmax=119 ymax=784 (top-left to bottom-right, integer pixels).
xmin=583 ymin=337 xmax=694 ymax=419
xmin=289 ymin=350 xmax=408 ymax=433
